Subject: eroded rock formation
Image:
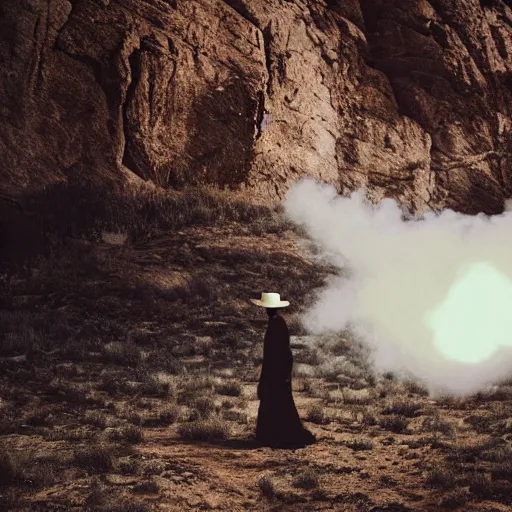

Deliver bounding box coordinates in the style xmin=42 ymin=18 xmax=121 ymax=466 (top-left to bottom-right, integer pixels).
xmin=1 ymin=0 xmax=511 ymax=214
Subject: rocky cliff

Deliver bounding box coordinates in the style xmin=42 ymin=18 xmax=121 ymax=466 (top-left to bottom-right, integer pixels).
xmin=1 ymin=0 xmax=511 ymax=215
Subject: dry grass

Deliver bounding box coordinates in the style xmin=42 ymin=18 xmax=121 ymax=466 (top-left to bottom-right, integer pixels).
xmin=4 ymin=183 xmax=512 ymax=511
xmin=292 ymin=469 xmax=319 ymax=489
xmin=258 ymin=475 xmax=276 ymax=498
xmin=177 ymin=418 xmax=230 ymax=442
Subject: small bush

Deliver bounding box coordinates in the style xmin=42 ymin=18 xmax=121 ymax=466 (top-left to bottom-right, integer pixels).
xmin=379 ymin=415 xmax=410 ymax=434
xmin=307 ymin=404 xmax=329 ymax=425
xmin=439 ymin=488 xmax=469 ymax=509
xmin=108 ymin=425 xmax=144 ymax=444
xmin=215 ymin=380 xmax=242 ymax=397
xmin=189 ymin=396 xmax=216 ymax=419
xmin=103 ymin=341 xmax=141 ymax=367
xmin=258 ymin=475 xmax=275 ymax=498
xmin=382 ymin=400 xmax=422 ymax=418
xmin=468 ymin=472 xmax=493 ymax=498
xmin=177 ymin=418 xmax=230 ymax=442
xmin=490 ymin=460 xmax=512 ymax=481
xmin=156 ymin=404 xmax=180 ymax=425
xmin=84 ymin=411 xmax=109 ymax=429
xmin=342 ymin=388 xmax=372 ymax=405
xmin=292 ymin=469 xmax=319 ymax=490
xmin=132 ymin=480 xmax=159 ymax=494
xmin=118 ymin=458 xmax=140 ymax=475
xmin=420 ymin=415 xmax=455 ymax=437
xmin=425 ymin=467 xmax=458 ymax=490
xmin=403 ymin=379 xmax=429 ymax=397
xmin=138 ymin=373 xmax=170 ymax=397
xmin=73 ymin=445 xmax=116 ymax=473
xmin=0 ymin=448 xmax=19 ymax=485
xmin=346 ymin=439 xmax=373 ymax=451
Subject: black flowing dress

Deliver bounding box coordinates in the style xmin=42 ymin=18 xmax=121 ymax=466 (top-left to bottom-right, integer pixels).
xmin=256 ymin=314 xmax=316 ymax=448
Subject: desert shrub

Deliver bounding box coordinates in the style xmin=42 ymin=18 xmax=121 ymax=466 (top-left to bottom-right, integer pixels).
xmin=73 ymin=445 xmax=116 ymax=473
xmin=222 ymin=410 xmax=248 ymax=423
xmin=155 ymin=404 xmax=181 ymax=425
xmin=382 ymin=400 xmax=422 ymax=418
xmin=292 ymin=469 xmax=319 ymax=490
xmin=464 ymin=414 xmax=492 ymax=433
xmin=295 ymin=349 xmax=321 ymax=366
xmin=132 ymin=480 xmax=159 ymax=494
xmin=23 ymin=456 xmax=59 ymax=487
xmin=342 ymin=388 xmax=372 ymax=405
xmin=47 ymin=379 xmax=92 ymax=405
xmin=108 ymin=425 xmax=144 ymax=444
xmin=420 ymin=414 xmax=455 ymax=437
xmin=439 ymin=488 xmax=469 ymax=509
xmin=362 ymin=407 xmax=379 ymax=426
xmin=258 ymin=475 xmax=276 ymax=498
xmin=490 ymin=459 xmax=512 ymax=481
xmin=178 ymin=418 xmax=230 ymax=442
xmin=468 ymin=472 xmax=493 ymax=498
xmin=84 ymin=411 xmax=109 ymax=429
xmin=346 ymin=439 xmax=373 ymax=451
xmin=102 ymin=342 xmax=141 ymax=367
xmin=403 ymin=379 xmax=429 ymax=396
xmin=1 ymin=327 xmax=42 ymax=356
xmin=306 ymin=404 xmax=329 ymax=425
xmin=189 ymin=396 xmax=216 ymax=420
xmin=0 ymin=448 xmax=19 ymax=485
xmin=118 ymin=458 xmax=141 ymax=476
xmin=296 ymin=378 xmax=315 ymax=394
xmin=138 ymin=372 xmax=170 ymax=397
xmin=221 ymin=399 xmax=234 ymax=410
xmin=425 ymin=467 xmax=458 ymax=490
xmin=473 ymin=386 xmax=512 ymax=402
xmin=379 ymin=415 xmax=410 ymax=434
xmin=215 ymin=380 xmax=242 ymax=397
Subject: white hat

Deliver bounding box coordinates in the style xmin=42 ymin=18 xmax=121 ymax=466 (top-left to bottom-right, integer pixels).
xmin=250 ymin=292 xmax=290 ymax=308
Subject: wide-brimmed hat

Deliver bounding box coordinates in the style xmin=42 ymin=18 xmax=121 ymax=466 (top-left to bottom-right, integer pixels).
xmin=250 ymin=292 xmax=289 ymax=308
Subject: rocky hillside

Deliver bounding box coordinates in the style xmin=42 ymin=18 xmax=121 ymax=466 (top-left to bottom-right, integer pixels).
xmin=1 ymin=0 xmax=511 ymax=214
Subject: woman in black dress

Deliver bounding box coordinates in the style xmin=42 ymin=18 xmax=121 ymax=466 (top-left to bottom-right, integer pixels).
xmin=251 ymin=292 xmax=316 ymax=448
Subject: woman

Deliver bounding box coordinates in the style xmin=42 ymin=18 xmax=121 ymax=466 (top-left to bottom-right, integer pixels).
xmin=251 ymin=292 xmax=316 ymax=449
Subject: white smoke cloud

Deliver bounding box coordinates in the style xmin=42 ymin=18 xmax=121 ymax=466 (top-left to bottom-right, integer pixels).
xmin=284 ymin=178 xmax=512 ymax=397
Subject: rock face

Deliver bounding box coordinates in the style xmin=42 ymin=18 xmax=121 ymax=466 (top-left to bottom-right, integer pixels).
xmin=1 ymin=0 xmax=511 ymax=215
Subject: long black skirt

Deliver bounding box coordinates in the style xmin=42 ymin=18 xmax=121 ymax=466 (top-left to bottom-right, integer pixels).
xmin=256 ymin=384 xmax=316 ymax=449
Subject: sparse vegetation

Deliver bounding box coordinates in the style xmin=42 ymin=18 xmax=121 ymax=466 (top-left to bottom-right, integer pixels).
xmin=108 ymin=425 xmax=144 ymax=444
xmin=425 ymin=467 xmax=458 ymax=490
xmin=4 ymin=182 xmax=512 ymax=511
xmin=307 ymin=404 xmax=329 ymax=425
xmin=73 ymin=445 xmax=116 ymax=473
xmin=382 ymin=399 xmax=422 ymax=418
xmin=292 ymin=469 xmax=319 ymax=489
xmin=215 ymin=380 xmax=242 ymax=397
xmin=258 ymin=475 xmax=276 ymax=498
xmin=177 ymin=418 xmax=230 ymax=442
xmin=379 ymin=415 xmax=411 ymax=434
xmin=346 ymin=439 xmax=374 ymax=451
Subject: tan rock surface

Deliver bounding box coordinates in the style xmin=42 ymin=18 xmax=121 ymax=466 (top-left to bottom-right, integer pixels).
xmin=1 ymin=0 xmax=511 ymax=214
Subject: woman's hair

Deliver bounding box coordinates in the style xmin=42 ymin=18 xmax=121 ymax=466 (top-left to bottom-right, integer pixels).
xmin=266 ymin=308 xmax=280 ymax=317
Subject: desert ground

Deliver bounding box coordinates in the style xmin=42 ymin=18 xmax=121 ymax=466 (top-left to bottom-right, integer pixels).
xmin=1 ymin=187 xmax=512 ymax=512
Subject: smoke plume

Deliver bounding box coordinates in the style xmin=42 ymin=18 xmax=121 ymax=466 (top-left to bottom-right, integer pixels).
xmin=284 ymin=178 xmax=512 ymax=397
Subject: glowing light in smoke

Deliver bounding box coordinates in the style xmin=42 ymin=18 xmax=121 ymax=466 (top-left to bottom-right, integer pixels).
xmin=425 ymin=262 xmax=512 ymax=364
xmin=283 ymin=178 xmax=512 ymax=396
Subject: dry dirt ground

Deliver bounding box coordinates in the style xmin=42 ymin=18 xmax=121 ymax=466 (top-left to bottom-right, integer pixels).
xmin=2 ymin=211 xmax=512 ymax=512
